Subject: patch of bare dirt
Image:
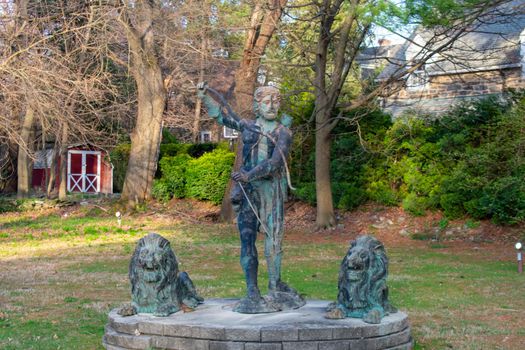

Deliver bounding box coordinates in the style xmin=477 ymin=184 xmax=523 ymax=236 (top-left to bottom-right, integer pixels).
xmin=285 ymin=201 xmax=522 ymax=246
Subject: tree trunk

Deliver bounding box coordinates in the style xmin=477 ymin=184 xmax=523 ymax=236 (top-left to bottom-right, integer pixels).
xmin=0 ymin=142 xmax=17 ymax=193
xmin=233 ymin=0 xmax=287 ymax=117
xmin=311 ymin=0 xmax=359 ymax=229
xmin=120 ymin=1 xmax=166 ymax=206
xmin=15 ymin=0 xmax=32 ymax=199
xmin=315 ymin=120 xmax=336 ymax=228
xmin=58 ymin=123 xmax=68 ymax=200
xmin=220 ymin=142 xmax=242 ymax=222
xmin=17 ymin=107 xmax=34 ymax=198
xmin=121 ymin=67 xmax=165 ymax=205
xmin=46 ymin=143 xmax=58 ymax=198
xmin=193 ymin=100 xmax=203 ymax=143
xmin=193 ymin=37 xmax=207 ymax=143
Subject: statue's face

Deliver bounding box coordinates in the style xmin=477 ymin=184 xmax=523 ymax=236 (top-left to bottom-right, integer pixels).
xmin=257 ymin=94 xmax=280 ymax=121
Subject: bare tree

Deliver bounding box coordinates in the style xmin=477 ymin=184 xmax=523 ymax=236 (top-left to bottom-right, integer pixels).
xmin=115 ymin=0 xmax=233 ymax=202
xmin=0 ymin=1 xmax=132 ymax=197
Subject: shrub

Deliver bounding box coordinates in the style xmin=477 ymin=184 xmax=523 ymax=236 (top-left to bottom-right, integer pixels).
xmin=151 ymin=179 xmax=172 ymax=202
xmin=161 ymin=128 xmax=179 ymax=144
xmin=158 ymin=154 xmax=191 ymax=199
xmin=293 ymin=182 xmax=366 ymax=210
xmin=185 ymin=149 xmax=235 ymax=204
xmin=478 ymin=177 xmax=525 ymax=225
xmin=290 ymin=94 xmax=525 ymax=224
xmin=159 ymin=142 xmax=221 ymax=159
xmin=439 ymin=192 xmax=464 ymax=219
xmin=187 ymin=143 xmax=217 ymax=158
xmin=159 ymin=143 xmax=191 ymax=158
xmin=0 ymin=199 xmax=19 ymax=213
xmin=436 ymin=99 xmax=525 ymax=224
xmin=292 ymin=182 xmax=316 ymax=205
xmin=402 ymin=193 xmax=429 ymax=216
xmin=365 ymin=180 xmax=399 ymax=206
xmin=332 ymin=182 xmax=367 ymax=210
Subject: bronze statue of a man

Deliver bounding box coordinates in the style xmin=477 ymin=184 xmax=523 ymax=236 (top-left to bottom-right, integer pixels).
xmin=197 ymin=83 xmax=304 ymax=313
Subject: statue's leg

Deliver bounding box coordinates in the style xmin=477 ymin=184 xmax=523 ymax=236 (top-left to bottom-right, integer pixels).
xmin=259 ymin=180 xmax=284 ymax=291
xmin=265 ymin=237 xmax=282 ymax=291
xmin=240 ymin=226 xmax=260 ymax=299
xmin=238 ymin=185 xmax=261 ymax=300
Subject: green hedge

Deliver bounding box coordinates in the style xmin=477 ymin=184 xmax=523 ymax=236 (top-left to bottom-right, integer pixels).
xmin=293 ymin=182 xmax=366 ymax=210
xmin=362 ymin=94 xmax=525 ymax=224
xmin=185 ymin=149 xmax=235 ymax=204
xmin=152 ymin=148 xmax=234 ymax=204
xmin=153 ymin=154 xmax=192 ymax=201
xmin=290 ymin=92 xmax=525 ymax=225
xmin=111 ymin=139 xmax=227 ymax=196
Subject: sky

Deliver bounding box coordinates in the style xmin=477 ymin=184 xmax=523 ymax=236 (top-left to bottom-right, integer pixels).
xmin=373 ymin=25 xmax=409 ymax=45
xmin=372 ymin=0 xmax=411 ymax=45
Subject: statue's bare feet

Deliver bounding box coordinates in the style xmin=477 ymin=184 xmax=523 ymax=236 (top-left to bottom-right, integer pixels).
xmin=233 ymin=286 xmax=279 ymax=314
xmin=274 ymin=281 xmax=298 ymax=294
xmin=264 ymin=280 xmax=305 ymax=311
xmin=154 ymin=303 xmax=180 ymax=317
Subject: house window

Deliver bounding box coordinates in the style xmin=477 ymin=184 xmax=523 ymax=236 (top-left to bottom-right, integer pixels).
xmin=223 ymin=126 xmax=239 ymax=139
xmin=200 ymin=131 xmax=212 ymax=143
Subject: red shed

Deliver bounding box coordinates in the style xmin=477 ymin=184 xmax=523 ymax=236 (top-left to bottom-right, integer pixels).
xmin=32 ymin=144 xmax=113 ymax=194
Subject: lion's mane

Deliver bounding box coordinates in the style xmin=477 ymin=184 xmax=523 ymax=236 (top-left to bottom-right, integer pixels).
xmin=127 ymin=233 xmax=202 ymax=316
xmin=329 ymin=235 xmax=395 ymax=323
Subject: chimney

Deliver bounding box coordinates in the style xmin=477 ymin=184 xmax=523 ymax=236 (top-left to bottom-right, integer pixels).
xmin=378 ymin=38 xmax=392 ymax=47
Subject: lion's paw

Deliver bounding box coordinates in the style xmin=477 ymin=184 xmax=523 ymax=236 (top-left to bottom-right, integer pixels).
xmin=117 ymin=303 xmax=137 ymax=317
xmin=325 ymin=307 xmax=345 ymax=319
xmin=363 ymin=309 xmax=382 ymax=324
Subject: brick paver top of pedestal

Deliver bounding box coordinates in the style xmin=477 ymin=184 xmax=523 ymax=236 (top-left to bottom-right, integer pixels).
xmin=109 ymin=299 xmax=409 ymax=342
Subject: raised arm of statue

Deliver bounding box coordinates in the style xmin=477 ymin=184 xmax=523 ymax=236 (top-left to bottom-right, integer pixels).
xmin=197 ymin=82 xmax=242 ymax=131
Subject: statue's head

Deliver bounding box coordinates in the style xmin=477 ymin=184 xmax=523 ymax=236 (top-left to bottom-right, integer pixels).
xmin=253 ymin=86 xmax=280 ymax=121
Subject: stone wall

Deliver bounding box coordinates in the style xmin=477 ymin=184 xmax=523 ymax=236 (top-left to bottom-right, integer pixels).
xmin=383 ymin=67 xmax=525 ymax=117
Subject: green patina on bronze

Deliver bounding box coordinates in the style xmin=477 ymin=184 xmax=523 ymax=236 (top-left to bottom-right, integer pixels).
xmin=197 ymin=83 xmax=304 ymax=313
xmin=119 ymin=233 xmax=203 ymax=317
xmin=326 ymin=235 xmax=397 ymax=324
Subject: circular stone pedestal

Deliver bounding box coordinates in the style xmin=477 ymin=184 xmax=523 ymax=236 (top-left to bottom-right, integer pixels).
xmin=103 ymin=299 xmax=412 ymax=350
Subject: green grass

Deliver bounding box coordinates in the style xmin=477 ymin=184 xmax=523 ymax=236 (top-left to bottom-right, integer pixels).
xmin=1 ymin=209 xmax=524 ymax=349
xmin=0 ymin=309 xmax=107 ymax=350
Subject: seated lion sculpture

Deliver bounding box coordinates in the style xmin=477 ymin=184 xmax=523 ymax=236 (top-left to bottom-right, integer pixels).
xmin=326 ymin=235 xmax=396 ymax=324
xmin=119 ymin=233 xmax=203 ymax=317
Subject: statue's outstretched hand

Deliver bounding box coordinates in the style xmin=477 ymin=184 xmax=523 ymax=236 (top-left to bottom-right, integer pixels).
xmin=197 ymin=81 xmax=208 ymax=99
xmin=232 ymin=171 xmax=249 ymax=183
xmin=197 ymin=82 xmax=222 ymax=118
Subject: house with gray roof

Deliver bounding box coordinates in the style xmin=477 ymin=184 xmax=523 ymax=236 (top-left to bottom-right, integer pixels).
xmin=357 ymin=39 xmax=404 ymax=79
xmin=377 ymin=0 xmax=525 ymax=117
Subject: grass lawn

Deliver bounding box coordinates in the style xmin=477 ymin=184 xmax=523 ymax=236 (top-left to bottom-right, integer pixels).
xmin=0 ymin=202 xmax=524 ymax=349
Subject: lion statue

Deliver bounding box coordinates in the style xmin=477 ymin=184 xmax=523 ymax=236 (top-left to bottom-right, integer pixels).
xmin=326 ymin=235 xmax=396 ymax=324
xmin=118 ymin=233 xmax=203 ymax=317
